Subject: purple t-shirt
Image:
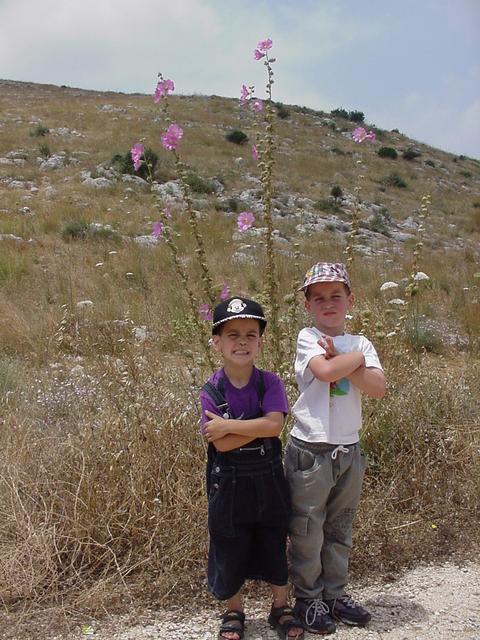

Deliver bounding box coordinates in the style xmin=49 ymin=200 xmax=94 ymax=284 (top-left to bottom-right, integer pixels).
xmin=199 ymin=366 xmax=289 ymax=433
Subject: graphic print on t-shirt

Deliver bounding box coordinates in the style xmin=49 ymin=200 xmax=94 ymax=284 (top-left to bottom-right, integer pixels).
xmin=329 ymin=377 xmax=350 ymax=397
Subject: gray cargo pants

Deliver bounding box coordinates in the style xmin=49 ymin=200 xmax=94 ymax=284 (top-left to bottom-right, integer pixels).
xmin=285 ymin=436 xmax=367 ymax=600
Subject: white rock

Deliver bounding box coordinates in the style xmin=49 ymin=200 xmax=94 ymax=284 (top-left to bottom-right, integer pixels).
xmin=70 ymin=365 xmax=85 ymax=378
xmin=76 ymin=300 xmax=93 ymax=308
xmin=133 ymin=326 xmax=149 ymax=341
xmin=82 ymin=177 xmax=113 ymax=189
xmin=39 ymin=154 xmax=66 ymax=170
xmin=121 ymin=174 xmax=148 ymax=186
xmin=388 ymin=298 xmax=407 ymax=306
xmin=134 ymin=235 xmax=159 ymax=246
xmin=8 ymin=180 xmax=25 ymax=189
xmin=0 ymin=234 xmax=23 ymax=242
xmin=414 ymin=271 xmax=430 ymax=281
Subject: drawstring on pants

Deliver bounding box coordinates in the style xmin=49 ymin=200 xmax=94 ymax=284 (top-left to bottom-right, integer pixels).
xmin=331 ymin=445 xmax=349 ymax=460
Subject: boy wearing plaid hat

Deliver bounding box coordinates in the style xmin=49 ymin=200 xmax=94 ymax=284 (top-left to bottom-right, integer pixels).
xmin=200 ymin=296 xmax=304 ymax=640
xmin=286 ymin=263 xmax=386 ymax=635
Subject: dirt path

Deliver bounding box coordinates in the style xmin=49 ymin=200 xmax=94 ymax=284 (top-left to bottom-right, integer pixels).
xmin=52 ymin=560 xmax=480 ymax=640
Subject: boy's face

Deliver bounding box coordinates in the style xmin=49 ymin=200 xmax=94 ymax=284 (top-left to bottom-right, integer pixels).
xmin=305 ymin=281 xmax=354 ymax=336
xmin=212 ymin=318 xmax=263 ymax=368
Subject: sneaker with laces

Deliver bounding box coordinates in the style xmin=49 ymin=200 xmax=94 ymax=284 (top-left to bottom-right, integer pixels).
xmin=294 ymin=598 xmax=336 ymax=635
xmin=324 ymin=594 xmax=371 ymax=627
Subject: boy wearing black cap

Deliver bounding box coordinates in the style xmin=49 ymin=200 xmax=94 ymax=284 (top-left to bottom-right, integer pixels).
xmin=200 ymin=297 xmax=303 ymax=640
xmin=286 ymin=263 xmax=386 ymax=635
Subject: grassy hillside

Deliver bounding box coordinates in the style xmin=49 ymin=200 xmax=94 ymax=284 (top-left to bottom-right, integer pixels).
xmin=0 ymin=79 xmax=479 ymax=625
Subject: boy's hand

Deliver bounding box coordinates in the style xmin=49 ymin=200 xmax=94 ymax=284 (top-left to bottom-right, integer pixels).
xmin=318 ymin=335 xmax=338 ymax=360
xmin=204 ymin=410 xmax=228 ymax=442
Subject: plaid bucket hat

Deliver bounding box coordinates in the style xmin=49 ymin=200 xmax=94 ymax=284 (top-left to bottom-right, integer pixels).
xmin=299 ymin=262 xmax=351 ymax=292
xmin=212 ymin=296 xmax=267 ymax=335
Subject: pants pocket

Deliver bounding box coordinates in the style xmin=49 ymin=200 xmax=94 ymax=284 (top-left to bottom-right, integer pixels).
xmin=208 ymin=473 xmax=236 ymax=538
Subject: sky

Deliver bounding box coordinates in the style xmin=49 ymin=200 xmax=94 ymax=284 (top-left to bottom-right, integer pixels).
xmin=1 ymin=0 xmax=479 ymax=158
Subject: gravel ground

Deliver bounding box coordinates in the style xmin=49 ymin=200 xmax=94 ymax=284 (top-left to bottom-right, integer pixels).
xmin=55 ymin=560 xmax=480 ymax=640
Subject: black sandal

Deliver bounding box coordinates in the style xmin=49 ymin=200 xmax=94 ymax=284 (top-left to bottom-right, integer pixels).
xmin=268 ymin=605 xmax=304 ymax=639
xmin=219 ymin=610 xmax=245 ymax=640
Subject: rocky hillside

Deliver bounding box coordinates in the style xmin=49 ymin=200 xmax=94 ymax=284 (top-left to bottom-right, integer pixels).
xmin=0 ymin=78 xmax=479 ymax=355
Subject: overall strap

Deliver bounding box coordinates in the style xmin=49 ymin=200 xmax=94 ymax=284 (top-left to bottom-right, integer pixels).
xmin=202 ymin=380 xmax=230 ymax=417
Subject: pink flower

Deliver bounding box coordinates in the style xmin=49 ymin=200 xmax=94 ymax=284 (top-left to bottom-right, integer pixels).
xmin=161 ymin=123 xmax=183 ymax=151
xmin=130 ymin=143 xmax=144 ymax=171
xmin=163 ymin=206 xmax=172 ymax=219
xmin=220 ymin=283 xmax=229 ymax=300
xmin=152 ymin=221 xmax=164 ymax=238
xmin=252 ymin=144 xmax=259 ymax=161
xmin=257 ymin=38 xmax=273 ymax=52
xmin=240 ymin=84 xmax=250 ymax=105
xmin=154 ymin=78 xmax=174 ymax=103
xmin=199 ymin=303 xmax=213 ymax=322
xmin=254 ymin=49 xmax=265 ymax=60
xmin=251 ymin=99 xmax=263 ymax=113
xmin=352 ymin=127 xmax=376 ymax=143
xmin=237 ymin=211 xmax=255 ymax=231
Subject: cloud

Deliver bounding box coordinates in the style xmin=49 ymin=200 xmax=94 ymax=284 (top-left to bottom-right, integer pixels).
xmin=0 ymin=0 xmax=478 ymax=156
xmin=0 ymin=0 xmax=220 ymax=90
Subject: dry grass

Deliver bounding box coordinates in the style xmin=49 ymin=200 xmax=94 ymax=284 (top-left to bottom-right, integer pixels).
xmin=0 ymin=79 xmax=479 ymax=632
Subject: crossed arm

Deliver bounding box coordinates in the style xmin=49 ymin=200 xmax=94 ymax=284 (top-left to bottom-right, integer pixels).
xmin=203 ymin=410 xmax=284 ymax=452
xmin=311 ymin=335 xmax=386 ymax=399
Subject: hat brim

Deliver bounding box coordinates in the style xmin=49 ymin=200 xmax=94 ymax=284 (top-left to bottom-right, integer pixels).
xmin=212 ymin=314 xmax=267 ymax=333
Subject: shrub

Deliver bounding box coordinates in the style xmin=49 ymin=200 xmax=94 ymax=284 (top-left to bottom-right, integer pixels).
xmin=330 ymin=185 xmax=343 ymax=202
xmin=62 ymin=221 xmax=121 ymax=242
xmin=425 ymin=159 xmax=435 ymax=167
xmin=225 ymin=129 xmax=248 ymax=145
xmin=61 ymin=220 xmax=90 ymax=240
xmin=331 ymin=108 xmax=349 ymax=119
xmin=406 ymin=320 xmax=443 ymax=354
xmin=348 ymin=110 xmax=365 ymax=123
xmin=381 ymin=172 xmax=407 ymax=188
xmin=185 ymin=173 xmax=215 ymax=194
xmin=30 ymin=123 xmax=49 ymax=137
xmin=367 ymin=210 xmax=391 ymax=236
xmin=227 ymin=197 xmax=239 ymax=212
xmin=275 ymin=103 xmax=290 ymax=119
xmin=460 ymin=171 xmax=472 ymax=179
xmin=314 ymin=199 xmax=340 ymax=214
xmin=110 ymin=147 xmax=158 ymax=180
xmin=377 ymin=146 xmax=398 ymax=160
xmin=38 ymin=143 xmax=51 ymax=159
xmin=402 ymin=147 xmax=421 ymax=161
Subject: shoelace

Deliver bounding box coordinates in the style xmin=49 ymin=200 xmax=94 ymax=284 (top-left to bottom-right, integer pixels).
xmin=305 ymin=599 xmax=330 ymax=626
xmin=335 ymin=594 xmax=357 ymax=608
xmin=331 ymin=445 xmax=349 ymax=460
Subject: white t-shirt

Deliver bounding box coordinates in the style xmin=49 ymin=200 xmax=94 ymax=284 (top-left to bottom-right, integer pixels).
xmin=291 ymin=327 xmax=383 ymax=444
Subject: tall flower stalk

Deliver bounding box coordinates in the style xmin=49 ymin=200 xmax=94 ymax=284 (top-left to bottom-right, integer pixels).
xmin=391 ymin=194 xmax=431 ymax=344
xmin=154 ymin=75 xmax=216 ymax=310
xmin=344 ymin=127 xmax=376 ymax=268
xmin=129 ymin=75 xmax=216 ymax=367
xmin=242 ymin=38 xmax=282 ymax=370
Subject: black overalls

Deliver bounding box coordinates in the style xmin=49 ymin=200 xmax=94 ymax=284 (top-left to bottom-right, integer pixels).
xmin=203 ymin=374 xmax=291 ymax=600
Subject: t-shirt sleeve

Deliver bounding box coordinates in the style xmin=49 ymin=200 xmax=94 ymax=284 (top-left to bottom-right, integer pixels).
xmin=361 ymin=336 xmax=383 ymax=370
xmin=199 ymin=389 xmax=222 ymax=434
xmin=262 ymin=372 xmax=289 ymax=415
xmin=296 ymin=328 xmax=326 ymax=382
